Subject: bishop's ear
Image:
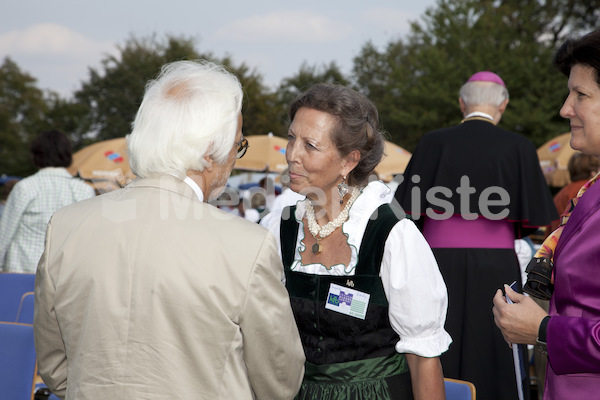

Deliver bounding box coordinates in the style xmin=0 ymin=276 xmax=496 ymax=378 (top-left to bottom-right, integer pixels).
xmin=499 ymin=99 xmax=509 ymax=114
xmin=459 ymin=97 xmax=467 ymax=114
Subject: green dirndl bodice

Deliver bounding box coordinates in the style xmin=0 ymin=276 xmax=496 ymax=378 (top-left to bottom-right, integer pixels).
xmin=280 ymin=203 xmax=413 ymax=400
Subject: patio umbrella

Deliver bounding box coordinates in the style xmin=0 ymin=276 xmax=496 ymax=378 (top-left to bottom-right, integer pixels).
xmin=374 ymin=141 xmax=412 ymax=182
xmin=234 ymin=133 xmax=288 ymax=173
xmin=537 ymin=132 xmax=578 ymax=187
xmin=67 ymin=137 xmax=136 ymax=192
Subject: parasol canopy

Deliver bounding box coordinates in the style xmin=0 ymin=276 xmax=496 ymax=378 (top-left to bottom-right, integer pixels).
xmin=375 ymin=141 xmax=412 ymax=182
xmin=234 ymin=133 xmax=288 ymax=173
xmin=537 ymin=132 xmax=579 ymax=187
xmin=67 ymin=137 xmax=136 ymax=192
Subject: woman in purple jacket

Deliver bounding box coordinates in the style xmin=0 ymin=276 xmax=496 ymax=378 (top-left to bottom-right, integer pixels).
xmin=493 ymin=28 xmax=600 ymax=400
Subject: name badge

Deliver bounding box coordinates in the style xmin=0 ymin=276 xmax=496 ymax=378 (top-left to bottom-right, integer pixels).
xmin=325 ymin=283 xmax=370 ymax=320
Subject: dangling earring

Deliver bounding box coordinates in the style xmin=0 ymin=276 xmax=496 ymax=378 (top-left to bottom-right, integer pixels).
xmin=338 ymin=176 xmax=349 ymax=204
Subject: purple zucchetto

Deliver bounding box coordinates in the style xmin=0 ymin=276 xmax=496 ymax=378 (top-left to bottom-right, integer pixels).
xmin=467 ymin=71 xmax=506 ymax=87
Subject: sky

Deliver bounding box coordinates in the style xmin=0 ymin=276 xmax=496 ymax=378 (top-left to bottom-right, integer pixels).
xmin=1 ymin=0 xmax=437 ymax=98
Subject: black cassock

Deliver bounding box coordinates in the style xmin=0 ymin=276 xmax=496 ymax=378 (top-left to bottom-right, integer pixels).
xmin=394 ymin=118 xmax=557 ymax=400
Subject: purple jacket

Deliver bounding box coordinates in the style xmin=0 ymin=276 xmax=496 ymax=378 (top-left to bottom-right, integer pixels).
xmin=545 ymin=179 xmax=600 ymax=399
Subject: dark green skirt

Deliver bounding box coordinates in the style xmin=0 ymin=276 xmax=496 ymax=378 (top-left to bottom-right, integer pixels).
xmin=296 ymin=353 xmax=413 ymax=400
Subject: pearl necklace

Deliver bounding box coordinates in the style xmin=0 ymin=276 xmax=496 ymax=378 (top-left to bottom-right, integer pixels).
xmin=304 ymin=187 xmax=360 ymax=254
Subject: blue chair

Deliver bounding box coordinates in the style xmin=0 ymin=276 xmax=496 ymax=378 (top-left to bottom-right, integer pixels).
xmin=13 ymin=292 xmax=62 ymax=400
xmin=445 ymin=377 xmax=476 ymax=400
xmin=0 ymin=273 xmax=36 ymax=322
xmin=16 ymin=291 xmax=35 ymax=324
xmin=0 ymin=322 xmax=37 ymax=400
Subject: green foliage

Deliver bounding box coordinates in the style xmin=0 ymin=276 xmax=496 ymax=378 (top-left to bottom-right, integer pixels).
xmin=74 ymin=35 xmax=284 ymax=144
xmin=74 ymin=34 xmax=203 ymax=143
xmin=275 ymin=62 xmax=350 ymax=135
xmin=353 ymin=0 xmax=598 ymax=151
xmin=222 ymin=57 xmax=282 ymax=137
xmin=0 ymin=57 xmax=49 ymax=176
xmin=2 ymin=0 xmax=600 ymax=177
xmin=44 ymin=93 xmax=92 ymax=150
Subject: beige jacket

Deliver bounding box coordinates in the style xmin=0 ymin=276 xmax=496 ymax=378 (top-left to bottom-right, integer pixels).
xmin=34 ymin=176 xmax=305 ymax=400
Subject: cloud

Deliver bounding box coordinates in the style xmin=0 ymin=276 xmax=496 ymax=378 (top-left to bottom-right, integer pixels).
xmin=0 ymin=23 xmax=114 ymax=59
xmin=214 ymin=10 xmax=355 ymax=43
xmin=0 ymin=23 xmax=116 ymax=96
xmin=362 ymin=8 xmax=420 ymax=36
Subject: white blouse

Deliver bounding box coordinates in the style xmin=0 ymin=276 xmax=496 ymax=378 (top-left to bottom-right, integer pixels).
xmin=261 ymin=181 xmax=452 ymax=357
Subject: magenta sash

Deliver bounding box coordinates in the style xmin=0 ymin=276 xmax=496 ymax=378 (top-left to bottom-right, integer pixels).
xmin=423 ymin=215 xmax=514 ymax=249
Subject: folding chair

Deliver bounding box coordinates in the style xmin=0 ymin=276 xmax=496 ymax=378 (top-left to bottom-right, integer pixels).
xmin=445 ymin=377 xmax=477 ymax=400
xmin=0 ymin=273 xmax=36 ymax=321
xmin=0 ymin=322 xmax=37 ymax=400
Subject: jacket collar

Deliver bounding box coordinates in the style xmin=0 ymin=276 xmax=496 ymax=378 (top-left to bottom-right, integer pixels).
xmin=126 ymin=175 xmax=199 ymax=201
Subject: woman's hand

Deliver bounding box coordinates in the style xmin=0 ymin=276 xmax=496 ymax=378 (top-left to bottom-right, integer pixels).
xmin=492 ymin=284 xmax=548 ymax=346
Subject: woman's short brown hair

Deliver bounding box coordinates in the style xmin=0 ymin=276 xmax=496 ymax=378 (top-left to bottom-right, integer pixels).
xmin=289 ymin=83 xmax=385 ymax=186
xmin=568 ymin=152 xmax=600 ymax=182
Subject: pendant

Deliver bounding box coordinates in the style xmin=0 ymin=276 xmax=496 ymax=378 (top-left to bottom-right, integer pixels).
xmin=312 ymin=242 xmax=322 ymax=255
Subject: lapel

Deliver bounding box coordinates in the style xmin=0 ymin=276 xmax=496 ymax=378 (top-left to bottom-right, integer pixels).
xmin=554 ymin=179 xmax=600 ymax=260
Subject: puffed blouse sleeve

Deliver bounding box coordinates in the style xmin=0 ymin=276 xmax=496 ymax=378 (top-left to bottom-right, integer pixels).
xmin=380 ymin=218 xmax=452 ymax=357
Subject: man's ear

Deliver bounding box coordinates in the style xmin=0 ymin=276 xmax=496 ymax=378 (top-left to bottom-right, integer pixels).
xmin=203 ymin=155 xmax=214 ymax=172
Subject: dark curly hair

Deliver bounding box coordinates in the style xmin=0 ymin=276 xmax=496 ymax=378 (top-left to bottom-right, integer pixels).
xmin=554 ymin=29 xmax=600 ymax=87
xmin=30 ymin=130 xmax=73 ymax=168
xmin=289 ymin=83 xmax=385 ymax=186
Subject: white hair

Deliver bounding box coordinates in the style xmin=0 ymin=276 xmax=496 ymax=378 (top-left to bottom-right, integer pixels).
xmin=459 ymin=81 xmax=509 ymax=107
xmin=128 ymin=60 xmax=243 ymax=179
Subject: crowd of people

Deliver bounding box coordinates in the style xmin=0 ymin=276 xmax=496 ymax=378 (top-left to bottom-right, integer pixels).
xmin=1 ymin=28 xmax=600 ymax=400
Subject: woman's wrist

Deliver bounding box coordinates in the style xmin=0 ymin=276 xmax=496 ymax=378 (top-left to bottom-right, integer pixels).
xmin=536 ymin=315 xmax=551 ymax=354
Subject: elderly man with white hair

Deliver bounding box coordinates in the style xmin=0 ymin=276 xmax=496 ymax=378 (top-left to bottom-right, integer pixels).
xmin=34 ymin=60 xmax=305 ymax=400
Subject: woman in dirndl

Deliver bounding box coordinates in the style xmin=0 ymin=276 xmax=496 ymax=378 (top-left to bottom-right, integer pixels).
xmin=261 ymin=83 xmax=452 ymax=400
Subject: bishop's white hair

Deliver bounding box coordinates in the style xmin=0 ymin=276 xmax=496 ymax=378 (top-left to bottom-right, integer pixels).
xmin=459 ymin=81 xmax=509 ymax=107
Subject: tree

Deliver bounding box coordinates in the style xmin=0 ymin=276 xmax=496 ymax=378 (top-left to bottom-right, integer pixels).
xmin=44 ymin=93 xmax=92 ymax=150
xmin=73 ymin=35 xmax=203 ymax=143
xmin=222 ymin=56 xmax=283 ymax=137
xmin=72 ymin=34 xmax=281 ymax=146
xmin=275 ymin=62 xmax=350 ymax=135
xmin=0 ymin=57 xmax=50 ymax=176
xmin=352 ymin=0 xmax=600 ymax=151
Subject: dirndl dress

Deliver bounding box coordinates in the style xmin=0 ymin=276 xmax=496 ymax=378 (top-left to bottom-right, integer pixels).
xmin=280 ymin=204 xmax=413 ymax=400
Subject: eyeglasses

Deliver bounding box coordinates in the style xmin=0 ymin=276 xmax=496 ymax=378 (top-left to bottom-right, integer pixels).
xmin=235 ymin=136 xmax=249 ymax=159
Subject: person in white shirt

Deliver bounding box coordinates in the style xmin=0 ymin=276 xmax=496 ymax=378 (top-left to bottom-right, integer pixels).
xmin=0 ymin=130 xmax=95 ymax=273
